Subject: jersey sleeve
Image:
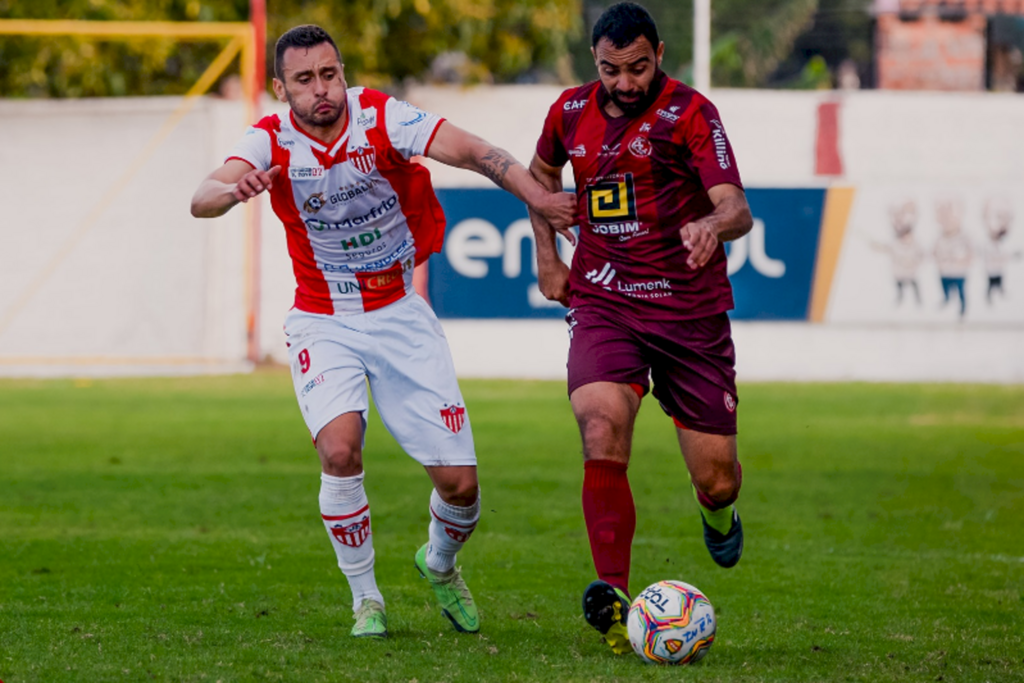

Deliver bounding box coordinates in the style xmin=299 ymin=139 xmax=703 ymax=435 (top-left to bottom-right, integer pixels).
xmin=535 ymin=98 xmax=568 ymax=168
xmin=384 ymin=98 xmax=444 ymax=159
xmin=682 ymin=99 xmax=743 ymax=190
xmin=225 ymin=126 xmax=272 ymax=171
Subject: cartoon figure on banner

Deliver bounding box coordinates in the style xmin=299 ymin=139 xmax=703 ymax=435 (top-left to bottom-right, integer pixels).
xmin=933 ymin=199 xmax=972 ymax=318
xmin=982 ymin=197 xmax=1020 ymax=305
xmin=870 ymin=200 xmax=924 ymax=307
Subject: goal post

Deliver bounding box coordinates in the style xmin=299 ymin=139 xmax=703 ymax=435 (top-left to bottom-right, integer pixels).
xmin=0 ymin=13 xmax=267 ymax=373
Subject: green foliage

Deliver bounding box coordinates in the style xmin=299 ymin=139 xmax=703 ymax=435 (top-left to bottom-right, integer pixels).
xmin=711 ymin=0 xmax=820 ymax=87
xmin=0 ymin=0 xmax=247 ymax=97
xmin=0 ymin=0 xmax=581 ymax=97
xmin=1 ymin=375 xmax=1023 ymax=681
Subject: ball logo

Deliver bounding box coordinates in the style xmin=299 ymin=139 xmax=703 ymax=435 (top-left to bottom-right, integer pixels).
xmin=665 ymin=640 xmax=683 ymax=654
xmin=303 ymin=192 xmax=326 ymax=214
xmin=440 ymin=404 xmax=467 ymax=434
xmin=724 ymin=392 xmax=736 ymax=413
xmin=628 ymin=136 xmax=652 ymax=158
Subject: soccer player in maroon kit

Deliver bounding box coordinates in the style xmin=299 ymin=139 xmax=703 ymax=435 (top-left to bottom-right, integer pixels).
xmin=528 ymin=2 xmax=754 ymax=654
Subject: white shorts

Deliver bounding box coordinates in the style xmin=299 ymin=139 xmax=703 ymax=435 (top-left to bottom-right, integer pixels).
xmin=284 ymin=293 xmax=476 ymax=467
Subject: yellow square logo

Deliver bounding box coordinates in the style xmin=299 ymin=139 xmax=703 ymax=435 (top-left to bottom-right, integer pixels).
xmin=587 ymin=173 xmax=637 ymax=224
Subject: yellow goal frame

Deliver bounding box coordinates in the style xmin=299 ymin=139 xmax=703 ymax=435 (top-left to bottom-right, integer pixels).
xmin=0 ymin=19 xmax=264 ymax=369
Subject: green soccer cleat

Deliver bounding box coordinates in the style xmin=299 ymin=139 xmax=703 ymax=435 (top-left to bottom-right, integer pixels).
xmin=582 ymin=580 xmax=632 ymax=655
xmin=414 ymin=543 xmax=480 ymax=633
xmin=350 ymin=599 xmax=387 ymax=638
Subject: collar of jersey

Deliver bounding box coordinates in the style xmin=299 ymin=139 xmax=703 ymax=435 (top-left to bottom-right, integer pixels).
xmin=289 ymin=108 xmax=351 ymax=156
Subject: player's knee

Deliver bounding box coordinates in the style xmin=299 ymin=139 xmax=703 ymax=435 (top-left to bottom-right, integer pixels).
xmin=695 ymin=471 xmax=741 ymax=508
xmin=319 ymin=441 xmax=363 ymax=477
xmin=436 ymin=479 xmax=479 ymax=507
xmin=577 ymin=412 xmax=628 ymax=460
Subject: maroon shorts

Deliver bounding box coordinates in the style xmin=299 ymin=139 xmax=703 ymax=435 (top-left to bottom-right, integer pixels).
xmin=566 ymin=305 xmax=738 ymax=435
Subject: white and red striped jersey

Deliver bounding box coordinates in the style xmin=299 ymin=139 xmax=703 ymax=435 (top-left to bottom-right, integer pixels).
xmin=227 ymin=87 xmax=447 ymax=314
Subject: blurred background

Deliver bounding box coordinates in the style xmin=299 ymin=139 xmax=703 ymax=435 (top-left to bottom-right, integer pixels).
xmin=0 ymin=0 xmax=1022 ymax=381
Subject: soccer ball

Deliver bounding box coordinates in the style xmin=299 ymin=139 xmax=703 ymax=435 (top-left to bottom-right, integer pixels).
xmin=626 ymin=580 xmax=716 ymax=664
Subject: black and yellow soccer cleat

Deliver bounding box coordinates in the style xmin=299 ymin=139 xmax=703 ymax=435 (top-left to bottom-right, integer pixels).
xmin=582 ymin=580 xmax=632 ymax=655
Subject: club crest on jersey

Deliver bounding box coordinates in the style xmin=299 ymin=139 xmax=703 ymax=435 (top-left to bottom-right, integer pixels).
xmin=586 ymin=173 xmax=637 ymax=224
xmin=628 ymin=136 xmax=652 ymax=158
xmin=440 ymin=404 xmax=467 ymax=434
xmin=350 ymin=146 xmax=376 ymax=175
xmin=724 ymin=392 xmax=737 ymax=413
xmin=330 ymin=517 xmax=370 ymax=548
xmin=303 ymin=192 xmax=326 ymax=214
xmin=289 ymin=166 xmax=324 ymax=180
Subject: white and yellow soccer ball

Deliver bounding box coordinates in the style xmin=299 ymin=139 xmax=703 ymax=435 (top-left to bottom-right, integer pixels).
xmin=627 ymin=580 xmax=716 ymax=664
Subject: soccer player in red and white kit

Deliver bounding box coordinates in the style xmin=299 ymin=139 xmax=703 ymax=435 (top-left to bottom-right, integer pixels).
xmin=191 ymin=25 xmax=574 ymax=639
xmin=528 ymin=3 xmax=754 ymax=654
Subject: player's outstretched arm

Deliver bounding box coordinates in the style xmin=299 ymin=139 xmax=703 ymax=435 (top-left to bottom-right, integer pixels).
xmin=679 ymin=183 xmax=753 ymax=270
xmin=190 ymin=160 xmax=281 ymax=218
xmin=426 ymin=121 xmax=576 ymax=232
xmin=527 ymin=153 xmax=571 ymax=306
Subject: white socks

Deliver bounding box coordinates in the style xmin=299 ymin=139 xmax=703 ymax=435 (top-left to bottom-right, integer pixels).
xmin=319 ymin=472 xmax=383 ymax=612
xmin=426 ymin=488 xmax=481 ymax=574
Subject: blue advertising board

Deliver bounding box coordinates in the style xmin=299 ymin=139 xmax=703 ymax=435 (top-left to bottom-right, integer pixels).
xmin=430 ymin=188 xmax=827 ymax=320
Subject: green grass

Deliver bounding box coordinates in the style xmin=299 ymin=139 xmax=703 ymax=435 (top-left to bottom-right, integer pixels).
xmin=1 ymin=372 xmax=1022 ymax=682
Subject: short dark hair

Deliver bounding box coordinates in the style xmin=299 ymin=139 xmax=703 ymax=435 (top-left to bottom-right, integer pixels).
xmin=274 ymin=25 xmax=341 ymax=79
xmin=591 ymin=2 xmax=660 ymax=50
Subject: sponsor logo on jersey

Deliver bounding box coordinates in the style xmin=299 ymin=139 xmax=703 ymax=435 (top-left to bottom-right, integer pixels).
xmin=290 ymin=166 xmax=325 ymax=180
xmin=669 ymin=105 xmax=680 ymax=113
xmin=305 ymin=195 xmax=398 ymax=231
xmin=568 ymin=144 xmax=587 ymax=158
xmin=724 ymin=392 xmax=737 ymax=412
xmin=300 ymin=373 xmax=325 ymax=397
xmin=584 ymin=262 xmax=617 ymax=288
xmin=591 ymin=221 xmax=640 ymax=236
xmin=357 ymin=107 xmax=377 ymax=129
xmin=440 ymin=404 xmax=467 ymax=434
xmin=329 ymin=179 xmax=380 ymax=206
xmin=303 ymin=192 xmax=327 ymax=214
xmin=710 ymin=119 xmax=731 ymax=170
xmin=340 ymin=227 xmax=383 ymax=251
xmin=628 ymin=136 xmax=652 ymax=158
xmin=563 ymin=99 xmax=587 ymax=111
xmin=586 ymin=173 xmax=637 ymax=224
xmin=656 ymin=108 xmax=681 ymax=124
xmin=350 ymin=146 xmax=376 ymax=175
xmin=399 ymin=110 xmax=427 ymax=127
xmin=616 ymin=277 xmax=672 ymax=297
xmin=322 ymin=243 xmax=413 ymax=274
xmin=330 ymin=517 xmax=370 ymax=547
xmin=600 ymin=143 xmax=621 ymax=157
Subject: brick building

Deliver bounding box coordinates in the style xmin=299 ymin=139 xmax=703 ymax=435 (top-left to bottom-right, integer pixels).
xmin=873 ymin=0 xmax=1024 ymax=90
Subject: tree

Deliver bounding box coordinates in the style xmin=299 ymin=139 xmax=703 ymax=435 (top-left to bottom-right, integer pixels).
xmin=0 ymin=0 xmax=581 ymax=97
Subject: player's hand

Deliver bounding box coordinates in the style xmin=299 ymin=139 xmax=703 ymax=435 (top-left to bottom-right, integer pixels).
xmin=680 ymin=221 xmax=719 ymax=269
xmin=538 ymin=259 xmax=571 ymax=307
xmin=534 ymin=191 xmax=578 ymax=245
xmin=232 ymin=165 xmax=282 ymax=203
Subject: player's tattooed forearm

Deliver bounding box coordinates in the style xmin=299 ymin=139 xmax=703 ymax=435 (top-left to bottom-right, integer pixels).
xmin=480 ymin=148 xmax=516 ymax=189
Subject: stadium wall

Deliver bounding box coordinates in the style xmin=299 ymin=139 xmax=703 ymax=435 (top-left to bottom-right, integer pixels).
xmin=0 ymin=88 xmax=1021 ymax=381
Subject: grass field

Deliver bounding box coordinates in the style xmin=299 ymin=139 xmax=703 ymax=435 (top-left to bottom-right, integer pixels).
xmin=1 ymin=372 xmax=1022 ymax=682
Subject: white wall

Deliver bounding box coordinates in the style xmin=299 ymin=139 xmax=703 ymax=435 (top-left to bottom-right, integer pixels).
xmin=0 ymin=87 xmax=1021 ymax=381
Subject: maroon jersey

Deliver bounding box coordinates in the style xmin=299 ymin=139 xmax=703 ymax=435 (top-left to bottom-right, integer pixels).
xmin=536 ymin=71 xmax=743 ymax=320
